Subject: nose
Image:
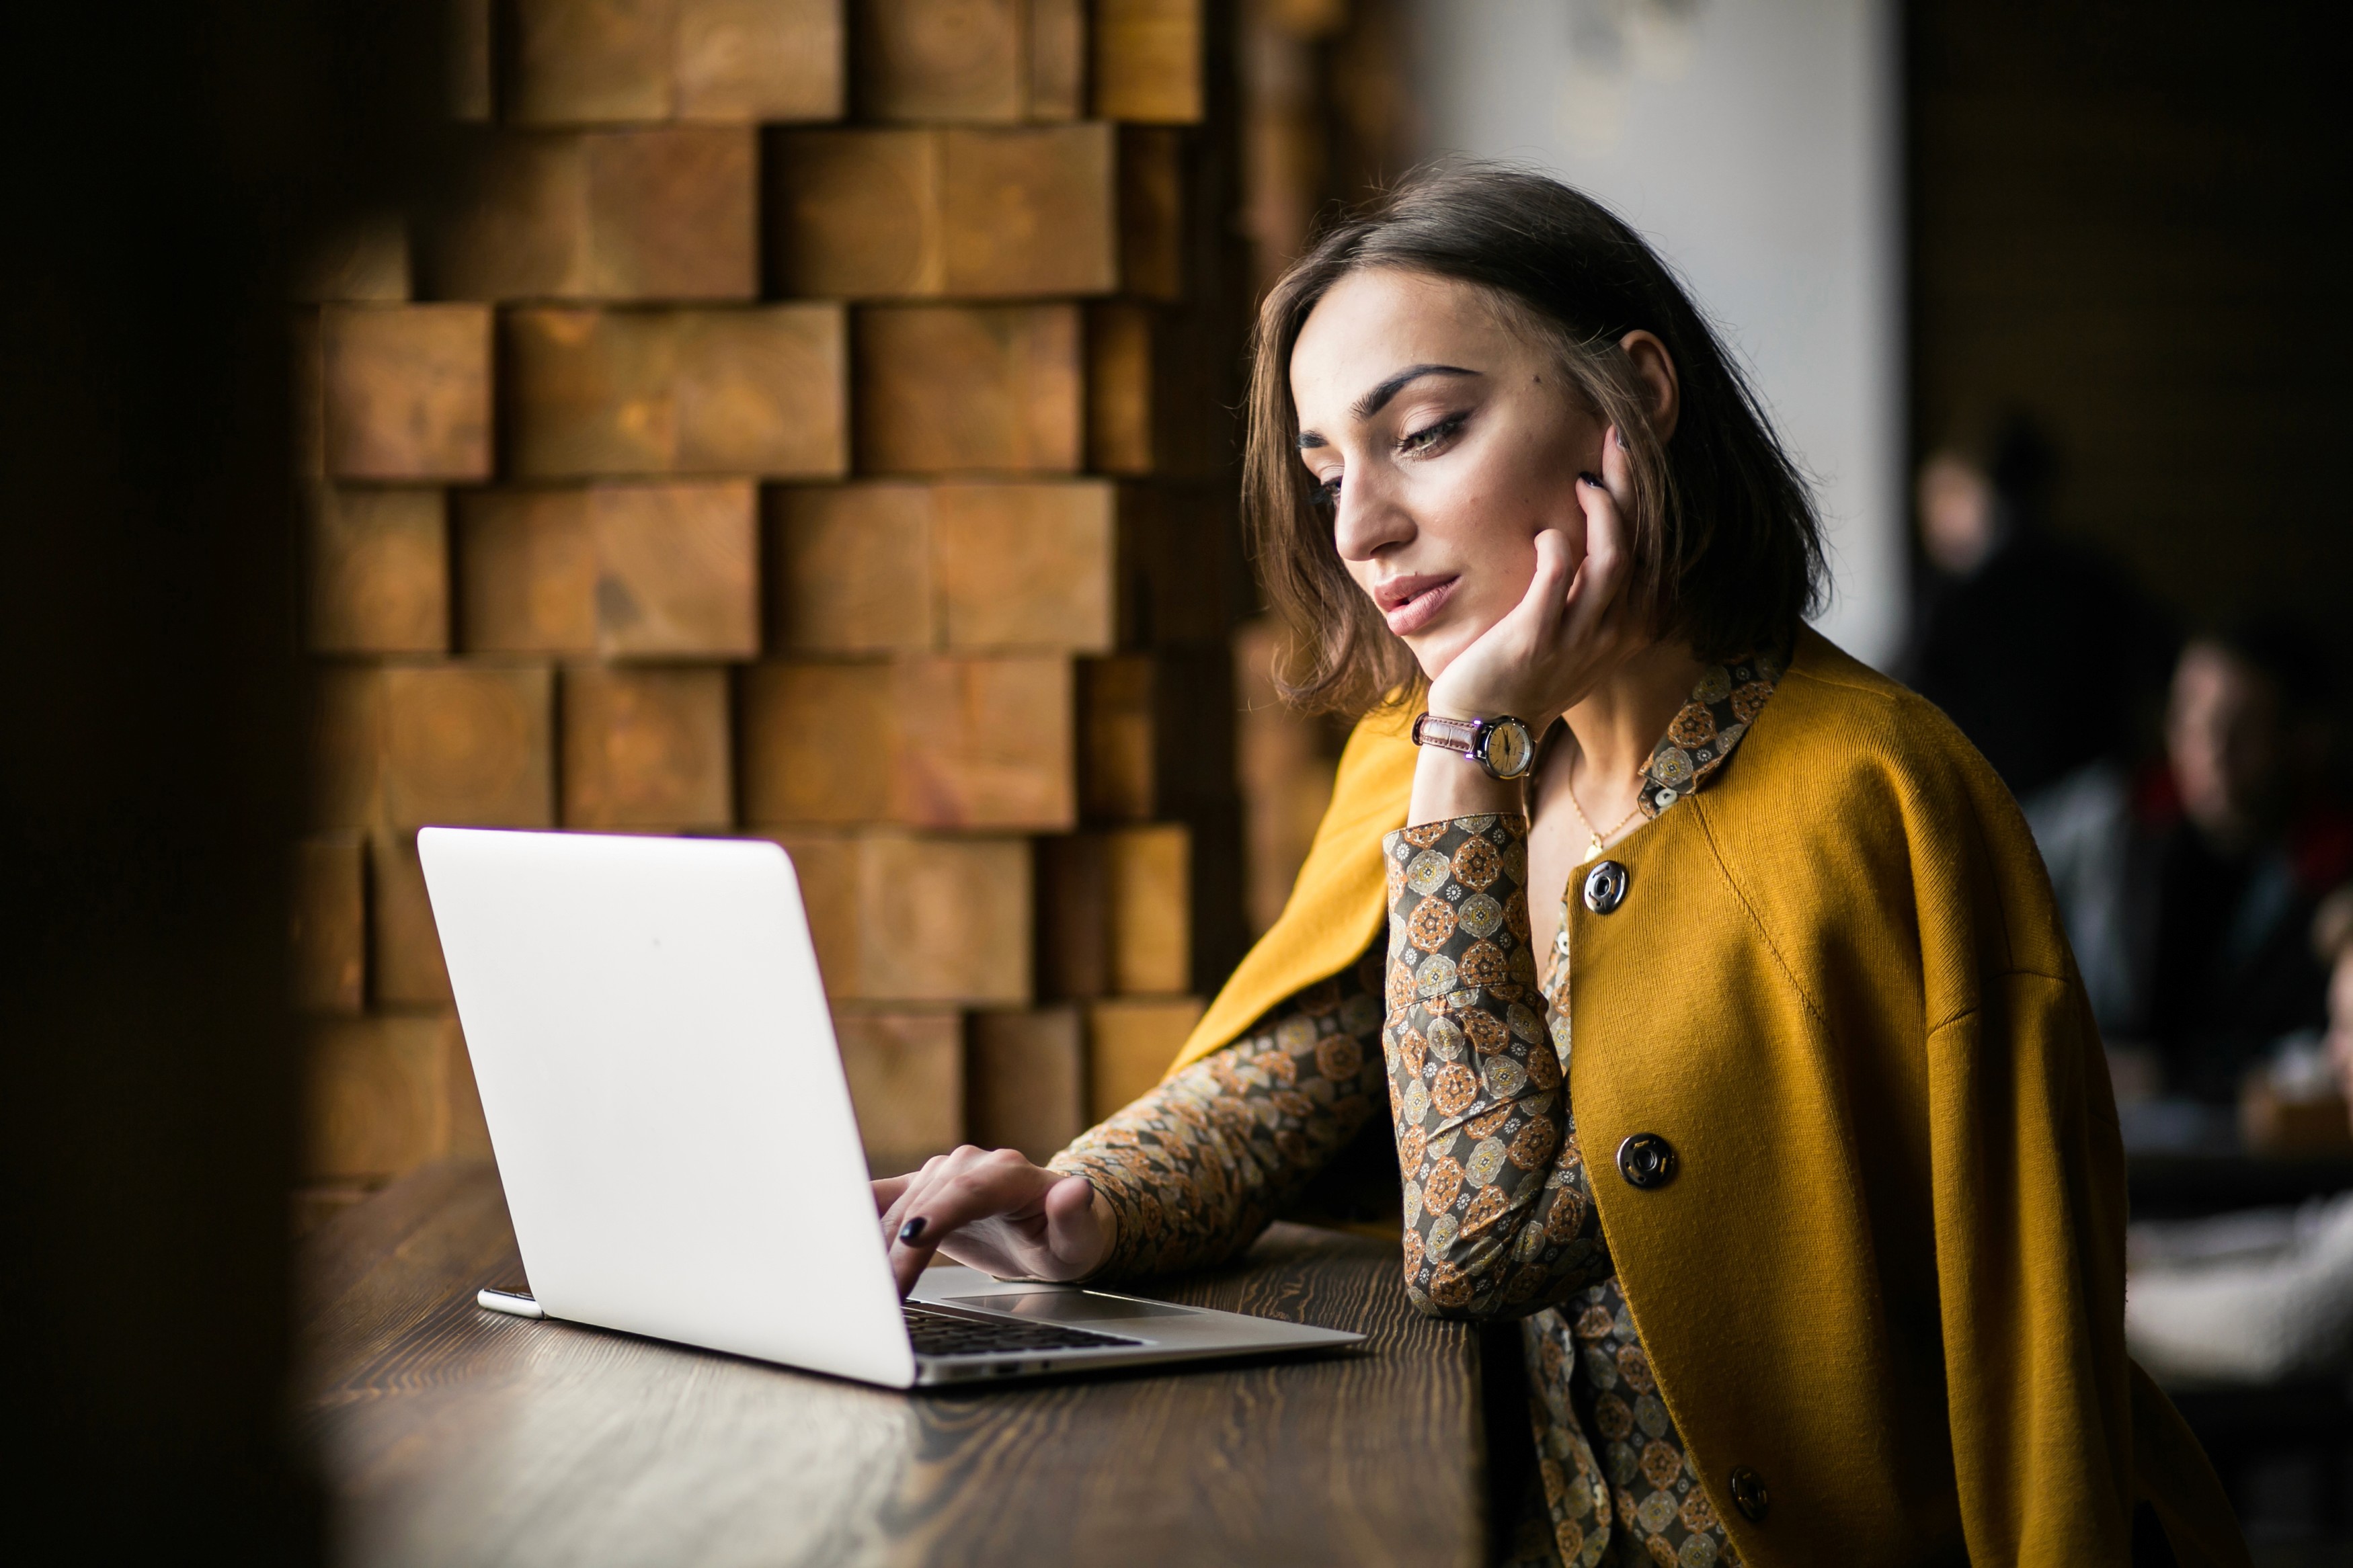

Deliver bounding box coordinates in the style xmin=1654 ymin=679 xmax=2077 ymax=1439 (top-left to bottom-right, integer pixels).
xmin=1331 ymin=464 xmax=1413 ymax=565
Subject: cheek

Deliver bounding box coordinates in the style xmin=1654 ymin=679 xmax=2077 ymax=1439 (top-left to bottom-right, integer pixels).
xmin=1424 ymin=472 xmax=1568 ymax=605
xmin=1461 ymin=422 xmax=1587 ymax=534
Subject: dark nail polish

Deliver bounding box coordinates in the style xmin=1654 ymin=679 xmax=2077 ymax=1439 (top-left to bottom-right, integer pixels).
xmin=898 ymin=1217 xmax=926 ymax=1243
xmin=1579 ymin=471 xmax=1604 ymax=488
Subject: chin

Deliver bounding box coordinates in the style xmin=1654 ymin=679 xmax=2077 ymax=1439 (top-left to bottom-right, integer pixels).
xmin=1407 ymin=632 xmax=1470 ymax=686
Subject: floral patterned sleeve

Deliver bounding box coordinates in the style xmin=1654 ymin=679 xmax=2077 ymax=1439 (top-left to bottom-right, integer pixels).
xmin=1047 ymin=952 xmax=1390 ymax=1281
xmin=1383 ymin=813 xmax=1611 ymax=1318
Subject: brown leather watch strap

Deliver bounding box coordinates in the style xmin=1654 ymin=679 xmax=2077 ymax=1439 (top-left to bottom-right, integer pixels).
xmin=1410 ymin=712 xmax=1481 ymax=754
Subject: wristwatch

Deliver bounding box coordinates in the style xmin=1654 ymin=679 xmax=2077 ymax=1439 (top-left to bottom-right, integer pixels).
xmin=1411 ymin=711 xmax=1535 ymax=781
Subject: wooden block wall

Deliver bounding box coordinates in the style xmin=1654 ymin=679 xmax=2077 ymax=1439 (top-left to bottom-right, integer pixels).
xmin=296 ymin=0 xmax=1239 ymax=1196
xmin=968 ymin=1005 xmax=1087 ymax=1160
xmin=1225 ymin=0 xmax=1404 ymax=934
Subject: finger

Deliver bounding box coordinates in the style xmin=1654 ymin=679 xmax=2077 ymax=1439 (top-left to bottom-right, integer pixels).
xmin=888 ymin=1148 xmax=1052 ymax=1294
xmin=1517 ymin=528 xmax=1574 ymax=641
xmin=904 ymin=1151 xmax=1052 ymax=1243
xmin=871 ymin=1173 xmax=912 ymax=1216
xmin=881 ymin=1151 xmax=969 ymax=1291
xmin=1565 ymin=477 xmax=1630 ymax=636
xmin=1588 ymin=429 xmax=1635 ymax=589
xmin=878 ymin=1153 xmax=947 ymax=1247
xmin=1040 ymin=1173 xmax=1107 ymax=1274
xmin=1586 ymin=438 xmax=1631 ymax=567
xmin=1443 ymin=528 xmax=1573 ymax=698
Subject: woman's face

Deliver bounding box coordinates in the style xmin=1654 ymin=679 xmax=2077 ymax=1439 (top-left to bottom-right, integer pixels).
xmin=1289 ymin=268 xmax=1607 ymax=684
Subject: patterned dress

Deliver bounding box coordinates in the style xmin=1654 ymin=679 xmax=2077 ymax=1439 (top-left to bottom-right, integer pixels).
xmin=1051 ymin=656 xmax=1781 ymax=1567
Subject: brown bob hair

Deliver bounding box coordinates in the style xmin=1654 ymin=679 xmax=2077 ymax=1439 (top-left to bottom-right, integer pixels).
xmin=1246 ymin=163 xmax=1827 ymax=714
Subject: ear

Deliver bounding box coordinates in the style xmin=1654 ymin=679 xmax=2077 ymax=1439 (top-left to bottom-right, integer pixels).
xmin=1618 ymin=330 xmax=1681 ymax=441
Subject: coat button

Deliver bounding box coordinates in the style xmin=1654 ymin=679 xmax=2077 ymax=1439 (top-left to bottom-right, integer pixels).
xmin=1581 ymin=860 xmax=1628 ymax=913
xmin=1616 ymin=1132 xmax=1677 ymax=1189
xmin=1728 ymin=1465 xmax=1769 ymax=1522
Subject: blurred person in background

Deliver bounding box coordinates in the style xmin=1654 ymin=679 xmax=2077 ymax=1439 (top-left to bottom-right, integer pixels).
xmin=1904 ymin=413 xmax=2174 ymax=804
xmin=2037 ymin=622 xmax=2352 ymax=1105
xmin=2127 ymin=888 xmax=2353 ymax=1383
xmin=2147 ymin=627 xmax=2350 ymax=1099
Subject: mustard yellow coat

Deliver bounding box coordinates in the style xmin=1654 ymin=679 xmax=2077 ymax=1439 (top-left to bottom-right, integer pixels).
xmin=1170 ymin=631 xmax=2247 ymax=1568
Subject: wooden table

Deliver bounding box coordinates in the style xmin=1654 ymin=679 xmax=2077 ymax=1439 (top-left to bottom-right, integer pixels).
xmin=302 ymin=1161 xmax=1489 ymax=1568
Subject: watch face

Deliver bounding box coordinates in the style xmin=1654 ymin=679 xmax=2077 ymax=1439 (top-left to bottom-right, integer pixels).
xmin=1484 ymin=719 xmax=1531 ymax=778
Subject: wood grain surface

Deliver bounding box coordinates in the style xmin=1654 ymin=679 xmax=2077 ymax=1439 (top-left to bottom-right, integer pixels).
xmin=831 ymin=1006 xmax=965 ymax=1169
xmin=426 ymin=128 xmax=756 ymax=302
xmin=303 ymin=1159 xmax=1486 ymax=1568
xmin=504 ymin=0 xmax=843 ymax=125
xmin=291 ymin=833 xmax=367 ymax=1014
xmin=559 ymin=665 xmax=734 ymax=831
xmin=305 ymin=483 xmax=449 ymax=655
xmin=322 ymin=304 xmax=494 ymax=481
xmin=856 ymin=0 xmax=1025 ymax=123
xmin=853 ymin=305 xmax=1082 ymax=474
xmin=965 ymin=1006 xmax=1087 ymax=1162
xmin=1092 ymin=0 xmax=1203 ymax=126
xmin=753 ymin=828 xmax=1032 ymax=1006
xmin=504 ymin=305 xmax=848 ymax=479
xmin=1082 ymin=997 xmax=1205 ymax=1122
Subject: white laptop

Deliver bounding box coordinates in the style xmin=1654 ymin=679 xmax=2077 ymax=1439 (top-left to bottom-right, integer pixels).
xmin=417 ymin=827 xmax=1365 ymax=1389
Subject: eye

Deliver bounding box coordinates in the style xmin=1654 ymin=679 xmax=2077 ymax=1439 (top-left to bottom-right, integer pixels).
xmin=1398 ymin=411 xmax=1468 ymax=457
xmin=1310 ymin=472 xmax=1342 ymax=511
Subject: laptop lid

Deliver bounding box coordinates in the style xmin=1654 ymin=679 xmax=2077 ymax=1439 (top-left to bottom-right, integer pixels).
xmin=418 ymin=827 xmax=916 ymax=1389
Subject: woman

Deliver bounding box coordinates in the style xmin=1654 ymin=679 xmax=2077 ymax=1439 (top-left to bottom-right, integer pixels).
xmin=873 ymin=167 xmax=2245 ymax=1568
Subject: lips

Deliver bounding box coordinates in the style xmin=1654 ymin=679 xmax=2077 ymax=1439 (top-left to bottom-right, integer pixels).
xmin=1374 ymin=574 xmax=1460 ymax=636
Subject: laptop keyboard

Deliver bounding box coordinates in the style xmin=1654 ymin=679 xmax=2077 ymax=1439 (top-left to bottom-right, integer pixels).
xmin=903 ymin=1303 xmax=1142 ymax=1358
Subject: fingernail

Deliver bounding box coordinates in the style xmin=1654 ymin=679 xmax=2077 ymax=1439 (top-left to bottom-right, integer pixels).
xmin=1579 ymin=471 xmax=1604 ymax=488
xmin=898 ymin=1218 xmax=926 ymax=1243
xmin=1614 ymin=425 xmax=1629 ymax=448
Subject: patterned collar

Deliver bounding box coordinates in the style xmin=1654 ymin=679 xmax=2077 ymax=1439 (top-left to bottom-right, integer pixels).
xmin=1533 ymin=651 xmax=1782 ymax=823
xmin=1535 ymin=653 xmax=1782 ymax=1003
xmin=1635 ymin=651 xmax=1782 ymax=818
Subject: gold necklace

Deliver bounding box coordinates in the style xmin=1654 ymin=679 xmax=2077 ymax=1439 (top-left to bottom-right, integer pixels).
xmin=1564 ymin=772 xmax=1644 ymax=862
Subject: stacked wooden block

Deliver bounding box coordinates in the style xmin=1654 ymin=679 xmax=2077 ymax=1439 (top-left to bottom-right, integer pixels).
xmin=1224 ymin=0 xmax=1403 ymax=937
xmin=292 ymin=0 xmax=1240 ymax=1198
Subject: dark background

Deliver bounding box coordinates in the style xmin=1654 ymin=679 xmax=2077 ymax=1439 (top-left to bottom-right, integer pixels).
xmin=0 ymin=1 xmax=438 ymax=1555
xmin=1912 ymin=0 xmax=2353 ymax=673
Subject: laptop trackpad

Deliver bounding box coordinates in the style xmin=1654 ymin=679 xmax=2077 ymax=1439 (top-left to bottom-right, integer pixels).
xmin=943 ymin=1290 xmax=1195 ymax=1322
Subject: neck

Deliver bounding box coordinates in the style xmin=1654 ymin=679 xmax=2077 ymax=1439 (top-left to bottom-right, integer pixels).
xmin=1564 ymin=639 xmax=1708 ymax=808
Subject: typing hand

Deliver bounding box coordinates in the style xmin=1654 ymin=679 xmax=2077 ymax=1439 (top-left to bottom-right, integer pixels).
xmin=871 ymin=1147 xmax=1113 ymax=1298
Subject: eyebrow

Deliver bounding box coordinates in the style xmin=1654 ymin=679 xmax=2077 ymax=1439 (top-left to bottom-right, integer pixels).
xmin=1295 ymin=364 xmax=1481 ymax=450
